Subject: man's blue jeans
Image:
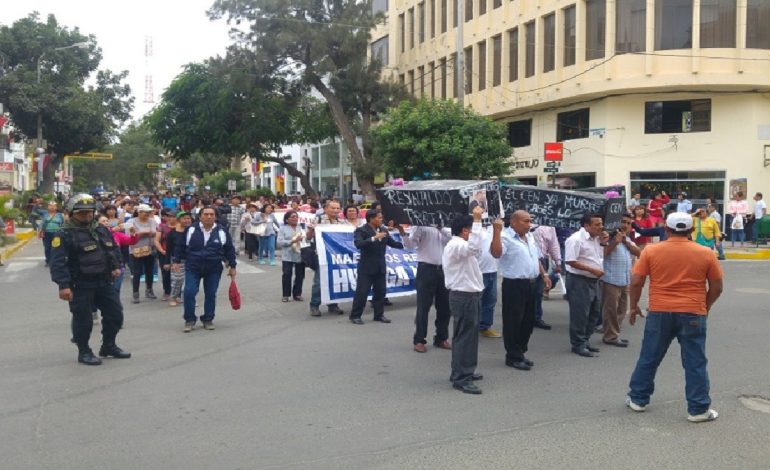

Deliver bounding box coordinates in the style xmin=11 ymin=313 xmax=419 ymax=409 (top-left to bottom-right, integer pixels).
xmin=479 ymin=272 xmax=497 ymax=330
xmin=183 ymin=268 xmax=223 ymax=323
xmin=628 ymin=312 xmax=711 ymax=415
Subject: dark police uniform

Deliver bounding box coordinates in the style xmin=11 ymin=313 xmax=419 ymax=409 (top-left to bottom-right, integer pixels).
xmin=50 ymin=221 xmax=125 ymax=357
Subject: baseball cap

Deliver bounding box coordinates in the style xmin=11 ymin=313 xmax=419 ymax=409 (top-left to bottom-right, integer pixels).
xmin=137 ymin=203 xmax=153 ymax=212
xmin=176 ymin=211 xmax=191 ymax=218
xmin=666 ymin=212 xmax=692 ymax=233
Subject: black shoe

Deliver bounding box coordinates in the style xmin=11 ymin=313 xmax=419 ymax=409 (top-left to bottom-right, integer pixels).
xmin=572 ymin=347 xmax=594 ymax=358
xmin=603 ymin=339 xmax=629 ymax=348
xmin=78 ymin=350 xmax=102 ymax=366
xmin=383 ymin=298 xmax=393 ymax=306
xmin=586 ymin=344 xmax=601 ymax=353
xmin=373 ymin=316 xmax=391 ymax=323
xmin=533 ymin=319 xmax=552 ymax=330
xmin=328 ymin=306 xmax=344 ymax=315
xmin=471 ymin=372 xmax=484 ymax=381
xmin=506 ymin=359 xmax=531 ymax=371
xmin=99 ymin=344 xmax=132 ymax=359
xmin=350 ymin=318 xmax=364 ymax=325
xmin=453 ymin=382 xmax=482 ymax=394
xmin=523 ymin=357 xmax=535 ymax=367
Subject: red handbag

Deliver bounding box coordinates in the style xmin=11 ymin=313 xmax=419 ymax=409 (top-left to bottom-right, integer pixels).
xmin=229 ymin=279 xmax=241 ymax=310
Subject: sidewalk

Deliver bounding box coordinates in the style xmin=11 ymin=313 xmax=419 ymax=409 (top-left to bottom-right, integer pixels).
xmin=722 ymin=243 xmax=770 ymax=260
xmin=0 ymin=228 xmax=35 ymax=264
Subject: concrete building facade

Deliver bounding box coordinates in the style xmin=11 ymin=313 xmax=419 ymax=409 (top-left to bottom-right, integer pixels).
xmin=372 ymin=0 xmax=770 ymax=206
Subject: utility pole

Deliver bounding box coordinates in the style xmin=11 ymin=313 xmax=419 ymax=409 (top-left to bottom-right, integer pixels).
xmin=455 ymin=0 xmax=465 ymax=104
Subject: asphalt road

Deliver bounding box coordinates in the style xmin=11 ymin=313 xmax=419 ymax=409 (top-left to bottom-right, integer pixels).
xmin=1 ymin=240 xmax=769 ymax=470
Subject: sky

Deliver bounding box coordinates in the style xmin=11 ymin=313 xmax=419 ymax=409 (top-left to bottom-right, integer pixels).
xmin=4 ymin=0 xmax=235 ymax=119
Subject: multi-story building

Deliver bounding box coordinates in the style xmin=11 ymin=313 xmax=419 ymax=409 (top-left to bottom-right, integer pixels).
xmin=372 ymin=0 xmax=770 ymax=206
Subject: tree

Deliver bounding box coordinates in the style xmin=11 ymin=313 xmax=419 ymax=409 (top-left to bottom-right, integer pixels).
xmin=0 ymin=13 xmax=134 ymax=193
xmin=372 ymin=99 xmax=513 ymax=180
xmin=146 ymin=54 xmax=336 ymax=198
xmin=208 ymin=0 xmax=406 ymax=198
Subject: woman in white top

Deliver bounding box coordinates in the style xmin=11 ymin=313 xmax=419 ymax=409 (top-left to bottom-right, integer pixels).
xmin=125 ymin=204 xmax=159 ymax=303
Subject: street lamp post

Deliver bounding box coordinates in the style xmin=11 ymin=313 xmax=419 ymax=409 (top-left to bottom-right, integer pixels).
xmin=35 ymin=41 xmax=89 ymax=190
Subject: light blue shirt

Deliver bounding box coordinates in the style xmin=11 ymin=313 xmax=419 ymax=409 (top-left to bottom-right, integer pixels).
xmin=499 ymin=227 xmax=542 ymax=279
xmin=676 ymin=199 xmax=692 ymax=213
xmin=601 ymin=236 xmax=636 ymax=287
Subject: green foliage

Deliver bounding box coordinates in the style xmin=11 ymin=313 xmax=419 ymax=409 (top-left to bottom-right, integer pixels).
xmin=198 ymin=170 xmax=247 ymax=194
xmin=0 ymin=13 xmax=134 ymax=191
xmin=372 ymin=99 xmax=513 ymax=180
xmin=241 ymin=187 xmax=274 ymax=199
xmin=0 ymin=195 xmax=23 ymax=221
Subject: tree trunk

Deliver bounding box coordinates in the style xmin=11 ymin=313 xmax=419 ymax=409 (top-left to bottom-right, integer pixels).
xmin=307 ymin=74 xmax=377 ymax=200
xmin=258 ymin=154 xmax=317 ymax=199
xmin=39 ymin=155 xmax=61 ymax=194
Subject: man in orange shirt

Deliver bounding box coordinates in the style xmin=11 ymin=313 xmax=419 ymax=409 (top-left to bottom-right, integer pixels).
xmin=626 ymin=213 xmax=724 ymax=423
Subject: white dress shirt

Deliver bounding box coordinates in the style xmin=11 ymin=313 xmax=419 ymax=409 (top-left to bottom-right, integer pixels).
xmin=499 ymin=228 xmax=542 ymax=279
xmin=565 ymin=228 xmax=604 ymax=278
xmin=442 ymin=223 xmax=484 ymax=293
xmin=403 ymin=226 xmax=452 ymax=265
xmin=477 ymin=226 xmax=499 ymax=274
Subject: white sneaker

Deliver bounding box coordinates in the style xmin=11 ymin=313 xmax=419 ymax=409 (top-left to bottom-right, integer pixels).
xmin=688 ymin=409 xmax=719 ymax=423
xmin=626 ymin=396 xmax=647 ymax=412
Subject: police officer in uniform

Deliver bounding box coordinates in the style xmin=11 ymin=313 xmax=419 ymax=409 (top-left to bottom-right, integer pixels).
xmin=50 ymin=194 xmax=131 ymax=366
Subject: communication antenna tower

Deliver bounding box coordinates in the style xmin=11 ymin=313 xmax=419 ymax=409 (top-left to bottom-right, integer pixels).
xmin=143 ymin=35 xmax=155 ymax=104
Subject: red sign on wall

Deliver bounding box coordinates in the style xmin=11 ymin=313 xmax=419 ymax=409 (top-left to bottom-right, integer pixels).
xmin=544 ymin=142 xmax=564 ymax=161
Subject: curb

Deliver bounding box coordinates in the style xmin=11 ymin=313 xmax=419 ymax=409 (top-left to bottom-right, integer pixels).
xmin=0 ymin=233 xmax=35 ymax=262
xmin=724 ymin=250 xmax=770 ymax=260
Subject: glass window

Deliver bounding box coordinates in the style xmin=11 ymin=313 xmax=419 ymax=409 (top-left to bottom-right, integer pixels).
xmin=616 ymin=0 xmax=646 ymax=53
xmin=418 ymin=2 xmax=425 ymax=43
xmin=508 ymin=120 xmax=532 ymax=147
xmin=453 ymin=0 xmax=458 ymax=28
xmin=399 ymin=14 xmax=405 ymax=52
xmin=543 ymin=13 xmax=555 ymax=73
xmin=494 ymin=0 xmax=502 ymax=8
xmin=586 ymin=0 xmax=606 ymax=60
xmin=509 ymin=28 xmax=519 ymax=81
xmin=372 ymin=0 xmax=389 ymax=15
xmin=408 ymin=8 xmax=415 ymax=49
xmin=441 ymin=0 xmax=448 ymax=33
xmin=645 ymin=99 xmax=711 ymax=134
xmin=478 ymin=41 xmax=486 ymax=91
xmin=466 ymin=0 xmax=473 ymax=22
xmin=418 ymin=65 xmax=425 ymax=96
xmin=563 ymin=5 xmax=576 ymax=66
xmin=655 ymin=0 xmax=693 ymax=50
xmin=557 ymin=108 xmax=590 ymax=141
xmin=465 ymin=46 xmax=473 ymax=94
xmin=429 ymin=61 xmax=435 ymax=97
xmin=492 ymin=34 xmax=502 ymax=87
xmin=440 ymin=58 xmax=447 ymax=98
xmin=525 ymin=21 xmax=535 ymax=78
xmin=430 ymin=0 xmax=436 ymax=38
xmin=479 ymin=0 xmax=486 ymax=16
xmin=700 ymin=0 xmax=736 ymax=48
xmin=408 ymin=70 xmax=415 ymax=95
xmin=371 ymin=36 xmax=389 ymax=66
xmin=399 ymin=73 xmax=405 ymax=85
xmin=747 ymin=0 xmax=770 ymax=49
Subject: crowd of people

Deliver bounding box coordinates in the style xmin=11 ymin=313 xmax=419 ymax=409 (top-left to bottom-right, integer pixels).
xmin=34 ymin=186 xmax=757 ymax=423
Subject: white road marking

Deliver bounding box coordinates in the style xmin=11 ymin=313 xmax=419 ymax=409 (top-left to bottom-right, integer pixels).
xmin=735 ymin=287 xmax=770 ymax=294
xmin=235 ymin=263 xmax=266 ymax=275
xmin=5 ymin=262 xmax=38 ymax=272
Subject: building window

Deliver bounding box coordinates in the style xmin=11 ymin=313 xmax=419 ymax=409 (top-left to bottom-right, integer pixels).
xmin=372 ymin=0 xmax=389 ymax=15
xmin=441 ymin=0 xmax=448 ymax=33
xmin=440 ymin=58 xmax=447 ymax=98
xmin=418 ymin=2 xmax=425 ymax=43
xmin=492 ymin=34 xmax=502 ymax=87
xmin=408 ymin=70 xmax=415 ymax=95
xmin=563 ymin=5 xmax=576 ymax=66
xmin=464 ymin=47 xmax=473 ymax=94
xmin=478 ymin=41 xmax=486 ymax=91
xmin=655 ymin=0 xmax=692 ymax=50
xmin=645 ymin=99 xmax=711 ymax=134
xmin=747 ymin=0 xmax=770 ymax=49
xmin=408 ymin=8 xmax=414 ymax=49
xmin=415 ymin=65 xmax=423 ymax=96
xmin=371 ymin=36 xmax=389 ymax=66
xmin=399 ymin=73 xmax=405 ymax=85
xmin=557 ymin=108 xmax=590 ymax=141
xmin=453 ymin=0 xmax=458 ymax=28
xmin=616 ymin=0 xmax=646 ymax=53
xmin=543 ymin=13 xmax=555 ymax=73
xmin=700 ymin=0 xmax=736 ymax=48
xmin=428 ymin=61 xmax=435 ymax=97
xmin=430 ymin=0 xmax=436 ymax=38
xmin=399 ymin=14 xmax=405 ymax=53
xmin=525 ymin=21 xmax=535 ymax=78
xmin=466 ymin=0 xmax=473 ymax=22
xmin=509 ymin=27 xmax=519 ymax=82
xmin=586 ymin=0 xmax=606 ymax=60
xmin=479 ymin=0 xmax=486 ymax=16
xmin=507 ymin=119 xmax=532 ymax=147
xmin=494 ymin=0 xmax=502 ymax=9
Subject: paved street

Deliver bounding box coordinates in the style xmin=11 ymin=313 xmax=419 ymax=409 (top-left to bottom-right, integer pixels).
xmin=1 ymin=239 xmax=769 ymax=470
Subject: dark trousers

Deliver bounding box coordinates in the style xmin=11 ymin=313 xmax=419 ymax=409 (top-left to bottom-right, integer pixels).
xmin=183 ymin=268 xmax=223 ymax=323
xmin=566 ymin=273 xmax=602 ymax=349
xmin=69 ymin=283 xmax=124 ymax=351
xmin=412 ymin=263 xmax=451 ymax=345
xmin=244 ymin=233 xmax=259 ymax=259
xmin=501 ymin=277 xmax=537 ymax=362
xmin=350 ymin=270 xmax=386 ymax=320
xmin=43 ymin=231 xmax=56 ymax=264
xmin=282 ymin=261 xmax=306 ymax=298
xmin=159 ymin=259 xmax=172 ymax=295
xmin=449 ymin=290 xmax=481 ymax=385
xmin=131 ymin=254 xmax=155 ymax=293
